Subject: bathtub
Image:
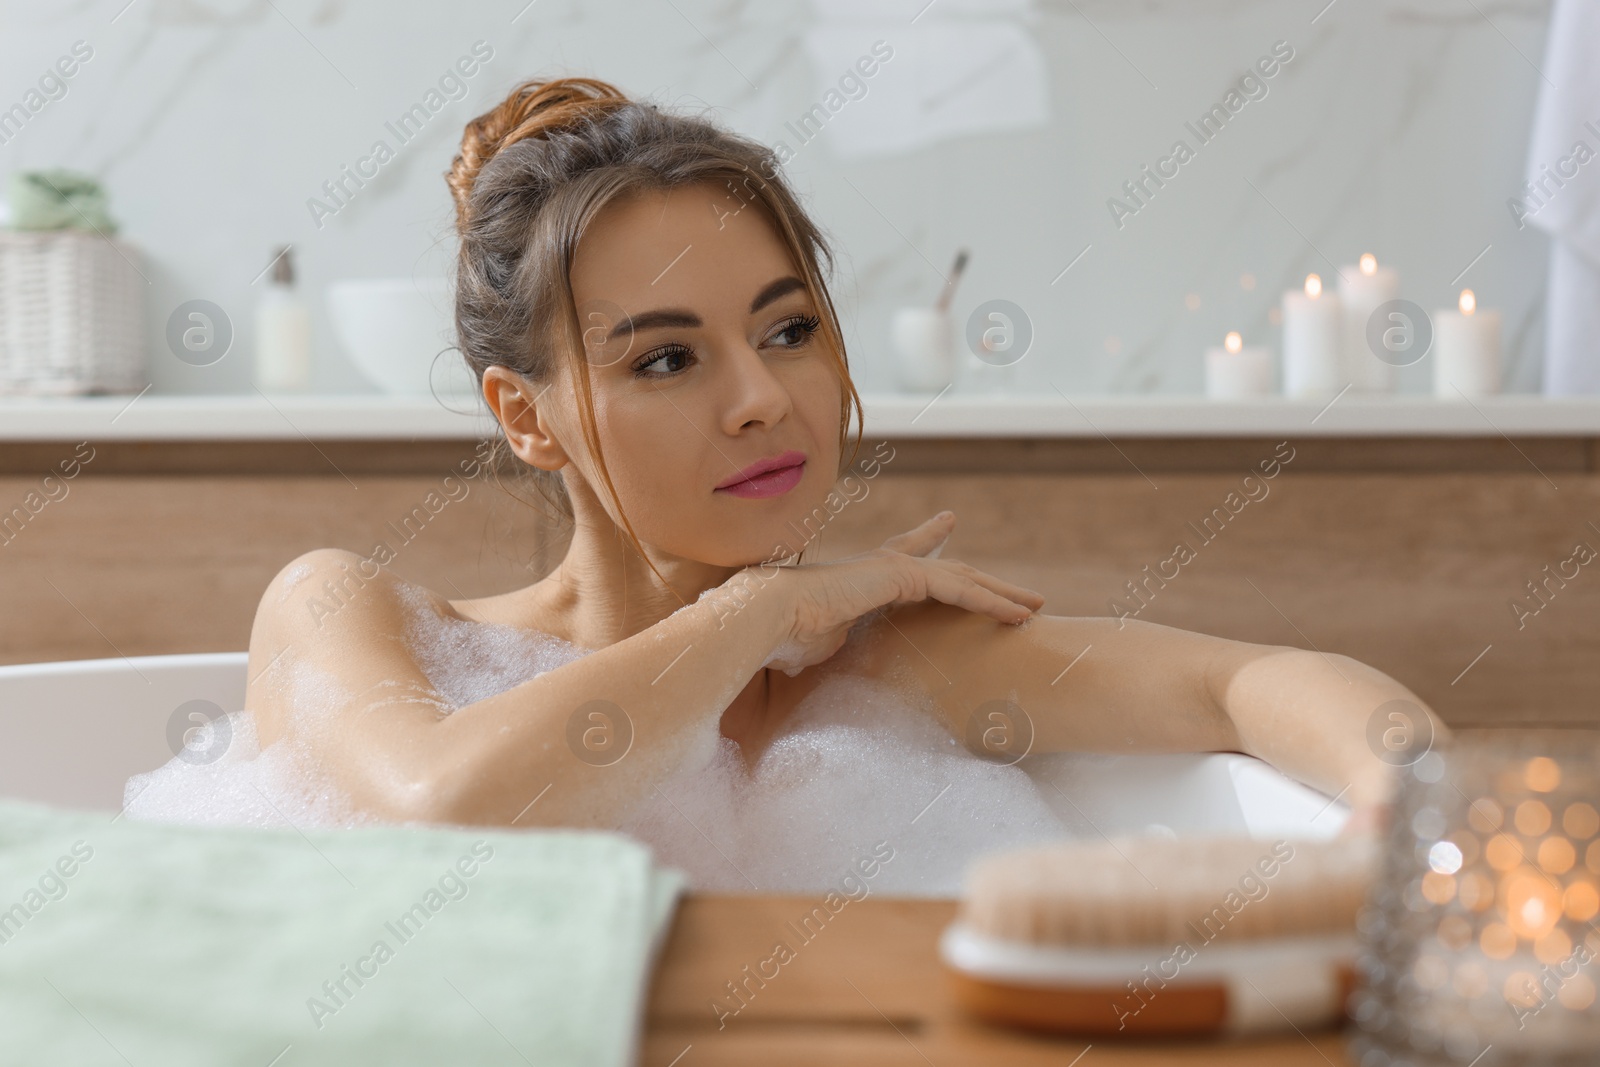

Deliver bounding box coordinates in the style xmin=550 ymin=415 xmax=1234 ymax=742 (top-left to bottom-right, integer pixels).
xmin=0 ymin=653 xmax=1349 ymax=843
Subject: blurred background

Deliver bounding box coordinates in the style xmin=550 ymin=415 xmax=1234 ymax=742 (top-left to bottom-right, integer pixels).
xmin=0 ymin=0 xmax=1564 ymax=398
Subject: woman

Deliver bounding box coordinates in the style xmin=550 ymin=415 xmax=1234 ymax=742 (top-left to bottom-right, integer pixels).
xmin=245 ymin=77 xmax=1443 ymax=843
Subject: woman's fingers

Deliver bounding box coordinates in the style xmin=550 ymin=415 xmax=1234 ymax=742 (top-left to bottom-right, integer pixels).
xmin=930 ymin=558 xmax=1046 ymax=612
xmin=879 ymin=511 xmax=955 ymax=558
xmin=878 ymin=514 xmax=1045 ymax=608
xmin=922 ymin=567 xmax=1036 ymax=623
xmin=905 ymin=558 xmax=1042 ymax=623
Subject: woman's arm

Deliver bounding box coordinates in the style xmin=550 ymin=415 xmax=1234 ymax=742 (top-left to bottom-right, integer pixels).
xmin=861 ymin=601 xmax=1447 ymax=826
xmin=249 ymin=549 xmax=795 ymax=829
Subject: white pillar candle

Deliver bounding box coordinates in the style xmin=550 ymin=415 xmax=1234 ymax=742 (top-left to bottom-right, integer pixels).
xmin=1206 ymin=331 xmax=1273 ymax=398
xmin=1434 ymin=289 xmax=1501 ymax=398
xmin=1282 ymin=273 xmax=1344 ymax=398
xmin=1338 ymin=253 xmax=1400 ymax=392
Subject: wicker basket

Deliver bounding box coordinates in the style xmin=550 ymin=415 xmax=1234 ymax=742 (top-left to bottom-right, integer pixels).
xmin=0 ymin=230 xmax=146 ymax=396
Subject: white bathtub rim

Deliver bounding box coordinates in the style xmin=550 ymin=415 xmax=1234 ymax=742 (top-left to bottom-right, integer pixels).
xmin=0 ymin=650 xmax=249 ymax=681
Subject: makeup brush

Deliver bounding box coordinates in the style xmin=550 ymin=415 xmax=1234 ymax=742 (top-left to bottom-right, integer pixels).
xmin=933 ymin=249 xmax=969 ymax=312
xmin=940 ymin=834 xmax=1378 ymax=1037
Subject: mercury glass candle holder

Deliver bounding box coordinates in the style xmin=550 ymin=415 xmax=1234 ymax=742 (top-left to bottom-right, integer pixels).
xmin=1349 ymin=730 xmax=1600 ymax=1066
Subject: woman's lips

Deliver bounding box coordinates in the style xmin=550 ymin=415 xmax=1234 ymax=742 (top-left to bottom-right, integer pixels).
xmin=715 ymin=458 xmax=806 ymax=499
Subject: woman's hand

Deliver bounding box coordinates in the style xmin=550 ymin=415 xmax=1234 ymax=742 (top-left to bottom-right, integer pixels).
xmin=738 ymin=511 xmax=1046 ymax=674
xmin=879 ymin=508 xmax=956 ymax=559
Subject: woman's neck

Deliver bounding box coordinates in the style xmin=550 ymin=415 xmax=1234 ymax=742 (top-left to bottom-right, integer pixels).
xmin=447 ymin=483 xmax=800 ymax=766
xmin=529 ymin=482 xmax=742 ymax=649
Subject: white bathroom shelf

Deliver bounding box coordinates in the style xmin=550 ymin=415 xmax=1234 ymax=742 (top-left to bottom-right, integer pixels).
xmin=0 ymin=393 xmax=500 ymax=442
xmin=861 ymin=393 xmax=1600 ymax=438
xmin=1 ymin=391 xmax=1598 ymax=441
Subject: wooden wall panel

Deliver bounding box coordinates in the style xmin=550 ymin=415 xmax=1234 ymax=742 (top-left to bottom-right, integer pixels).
xmin=2 ymin=439 xmax=1596 ymax=729
xmin=0 ymin=470 xmax=568 ymax=667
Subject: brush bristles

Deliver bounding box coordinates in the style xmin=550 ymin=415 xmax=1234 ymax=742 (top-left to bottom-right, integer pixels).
xmin=959 ymin=836 xmax=1378 ymax=948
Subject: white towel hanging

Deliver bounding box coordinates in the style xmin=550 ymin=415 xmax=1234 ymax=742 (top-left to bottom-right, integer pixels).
xmin=1523 ymin=0 xmax=1600 ymax=394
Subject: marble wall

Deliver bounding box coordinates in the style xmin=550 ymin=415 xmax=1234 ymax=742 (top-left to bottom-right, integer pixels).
xmin=0 ymin=0 xmax=1554 ymax=398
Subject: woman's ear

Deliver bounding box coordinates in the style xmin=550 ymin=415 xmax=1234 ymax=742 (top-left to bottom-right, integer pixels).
xmin=482 ymin=365 xmax=569 ymax=471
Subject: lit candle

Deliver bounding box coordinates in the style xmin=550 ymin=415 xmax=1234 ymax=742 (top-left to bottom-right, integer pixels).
xmin=1205 ymin=330 xmax=1273 ymax=399
xmin=1434 ymin=289 xmax=1502 ymax=398
xmin=1338 ymin=253 xmax=1400 ymax=392
xmin=1282 ymin=273 xmax=1343 ymax=398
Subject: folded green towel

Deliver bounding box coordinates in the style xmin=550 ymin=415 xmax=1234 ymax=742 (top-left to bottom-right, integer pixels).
xmin=6 ymin=168 xmax=117 ymax=233
xmin=0 ymin=796 xmax=682 ymax=1067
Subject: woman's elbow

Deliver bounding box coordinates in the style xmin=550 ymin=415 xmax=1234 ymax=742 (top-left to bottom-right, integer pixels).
xmin=357 ymin=734 xmax=477 ymax=827
xmin=398 ymin=741 xmax=565 ymax=828
xmin=363 ymin=764 xmax=460 ymax=827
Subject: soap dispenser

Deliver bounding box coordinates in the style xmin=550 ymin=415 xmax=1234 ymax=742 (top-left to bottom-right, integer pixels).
xmin=254 ymin=245 xmax=310 ymax=392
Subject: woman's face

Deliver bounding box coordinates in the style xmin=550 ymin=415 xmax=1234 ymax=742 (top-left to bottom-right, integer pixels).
xmin=555 ymin=180 xmax=845 ymax=568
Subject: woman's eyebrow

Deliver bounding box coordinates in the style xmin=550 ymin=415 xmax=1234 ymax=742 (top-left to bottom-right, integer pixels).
xmin=609 ymin=308 xmax=700 ymax=340
xmin=606 ymin=276 xmax=809 ymax=340
xmin=749 ymin=276 xmax=806 ymax=313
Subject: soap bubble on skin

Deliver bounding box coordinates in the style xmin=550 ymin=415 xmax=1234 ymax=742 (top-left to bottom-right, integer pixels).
xmin=392 ymin=579 xmax=594 ymax=707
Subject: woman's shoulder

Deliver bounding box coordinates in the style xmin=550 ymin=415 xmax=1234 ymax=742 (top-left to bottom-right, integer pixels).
xmin=252 ymin=548 xmax=462 ymax=652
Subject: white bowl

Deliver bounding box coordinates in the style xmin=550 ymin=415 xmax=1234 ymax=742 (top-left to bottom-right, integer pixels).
xmin=325 ymin=277 xmax=477 ymax=396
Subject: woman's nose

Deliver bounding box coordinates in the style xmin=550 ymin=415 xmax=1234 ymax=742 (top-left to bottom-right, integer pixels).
xmin=719 ymin=343 xmax=793 ymax=432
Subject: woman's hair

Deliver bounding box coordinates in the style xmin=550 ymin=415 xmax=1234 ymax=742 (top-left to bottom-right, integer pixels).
xmin=447 ymin=75 xmax=864 ymax=581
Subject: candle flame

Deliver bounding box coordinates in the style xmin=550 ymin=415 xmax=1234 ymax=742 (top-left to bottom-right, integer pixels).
xmin=1305 ymin=274 xmax=1322 ymax=298
xmin=1460 ymin=289 xmax=1476 ymax=315
xmin=1224 ymin=331 xmax=1242 ymax=354
xmin=1359 ymin=253 xmax=1377 ymax=275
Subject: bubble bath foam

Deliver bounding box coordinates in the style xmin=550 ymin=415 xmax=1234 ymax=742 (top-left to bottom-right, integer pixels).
xmin=124 ymin=580 xmax=1076 ymax=895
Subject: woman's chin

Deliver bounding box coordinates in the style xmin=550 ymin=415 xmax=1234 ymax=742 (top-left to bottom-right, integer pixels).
xmin=678 ymin=507 xmax=828 ymax=569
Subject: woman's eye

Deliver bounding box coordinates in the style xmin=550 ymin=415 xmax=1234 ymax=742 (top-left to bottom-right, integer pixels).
xmin=632 ymin=345 xmax=693 ymax=378
xmin=770 ymin=314 xmax=821 ymax=349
